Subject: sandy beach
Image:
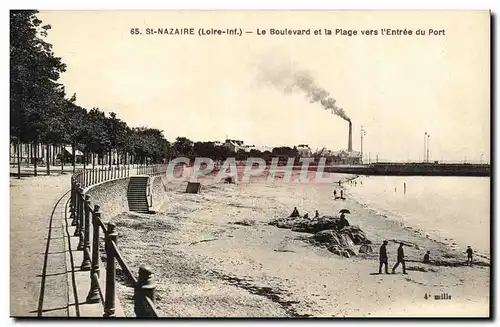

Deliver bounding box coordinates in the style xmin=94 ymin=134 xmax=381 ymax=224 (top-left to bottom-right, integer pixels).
xmin=110 ymin=172 xmax=490 ymax=317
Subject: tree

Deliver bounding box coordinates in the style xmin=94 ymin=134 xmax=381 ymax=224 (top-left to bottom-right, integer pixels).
xmin=103 ymin=112 xmax=129 ymax=167
xmin=235 ymin=149 xmax=248 ymax=161
xmin=193 ymin=141 xmax=217 ymax=158
xmin=10 ymin=10 xmax=67 ymax=178
xmin=129 ymin=127 xmax=169 ymax=164
xmin=173 ymin=137 xmax=194 ymax=157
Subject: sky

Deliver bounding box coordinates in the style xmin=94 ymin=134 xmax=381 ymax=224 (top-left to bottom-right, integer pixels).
xmin=37 ymin=10 xmax=490 ymax=162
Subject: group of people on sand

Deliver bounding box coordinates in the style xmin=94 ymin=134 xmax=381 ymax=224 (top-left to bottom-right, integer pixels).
xmin=333 ymin=178 xmax=362 ymax=200
xmin=348 ymin=179 xmax=361 ymax=186
xmin=289 ymin=208 xmax=350 ymax=230
xmin=379 ymin=241 xmax=476 ymax=274
xmin=289 ymin=207 xmax=320 ymax=219
xmin=333 ymin=189 xmax=345 ymax=201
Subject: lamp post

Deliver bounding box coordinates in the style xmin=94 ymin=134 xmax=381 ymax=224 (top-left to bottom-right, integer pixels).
xmin=426 ymin=134 xmax=430 ymax=163
xmin=424 ymin=132 xmax=427 ymax=163
xmin=360 ymin=126 xmax=366 ymax=164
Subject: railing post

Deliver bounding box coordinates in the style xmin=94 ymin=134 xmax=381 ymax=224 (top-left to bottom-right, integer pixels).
xmin=104 ymin=222 xmax=117 ymax=317
xmin=134 ymin=266 xmax=157 ymax=317
xmin=73 ymin=183 xmax=81 ymax=235
xmin=70 ymin=179 xmax=77 ymax=226
xmin=80 ymin=194 xmax=92 ymax=270
xmin=76 ymin=186 xmax=85 ymax=251
xmin=86 ymin=204 xmax=101 ymax=303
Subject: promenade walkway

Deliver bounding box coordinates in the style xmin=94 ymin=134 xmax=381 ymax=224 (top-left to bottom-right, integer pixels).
xmin=10 ymin=174 xmax=72 ymax=317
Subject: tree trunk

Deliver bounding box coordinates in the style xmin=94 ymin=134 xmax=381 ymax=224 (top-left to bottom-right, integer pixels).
xmin=83 ymin=149 xmax=87 ymax=170
xmin=92 ymin=153 xmax=95 ymax=169
xmin=17 ymin=139 xmax=21 ymax=179
xmin=72 ymin=140 xmax=76 ymax=173
xmin=27 ymin=143 xmax=30 ymax=167
xmin=61 ymin=144 xmax=64 ymax=174
xmin=109 ymin=149 xmax=112 ymax=168
xmin=34 ymin=142 xmax=38 ymax=177
xmin=52 ymin=144 xmax=56 ymax=166
xmin=46 ymin=143 xmax=50 ymax=176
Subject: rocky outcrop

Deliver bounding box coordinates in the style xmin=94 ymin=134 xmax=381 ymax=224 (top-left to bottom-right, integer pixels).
xmin=269 ymin=211 xmax=371 ymax=257
xmin=269 ymin=215 xmax=344 ymax=234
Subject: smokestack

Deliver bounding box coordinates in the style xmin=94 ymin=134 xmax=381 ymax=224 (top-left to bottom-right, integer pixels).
xmin=348 ymin=121 xmax=353 ymax=152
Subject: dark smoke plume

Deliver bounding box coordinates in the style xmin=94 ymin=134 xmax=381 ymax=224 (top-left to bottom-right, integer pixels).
xmin=257 ymin=59 xmax=350 ymax=122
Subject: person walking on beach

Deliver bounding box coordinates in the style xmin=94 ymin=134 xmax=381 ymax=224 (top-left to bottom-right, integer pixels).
xmin=392 ymin=243 xmax=407 ymax=274
xmin=466 ymin=246 xmax=473 ymax=266
xmin=379 ymin=240 xmax=389 ymax=274
xmin=333 ymin=189 xmax=337 ymax=198
xmin=340 ymin=189 xmax=344 ymax=199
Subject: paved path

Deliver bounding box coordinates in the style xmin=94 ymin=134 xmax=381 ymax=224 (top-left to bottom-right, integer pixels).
xmin=10 ymin=175 xmax=71 ymax=317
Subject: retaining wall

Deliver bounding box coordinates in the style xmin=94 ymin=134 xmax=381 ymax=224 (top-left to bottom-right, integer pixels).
xmin=85 ymin=178 xmax=131 ymax=221
xmin=84 ymin=175 xmax=169 ymax=220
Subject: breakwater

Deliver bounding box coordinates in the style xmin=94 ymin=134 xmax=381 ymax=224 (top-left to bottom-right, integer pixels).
xmin=324 ymin=163 xmax=490 ymax=177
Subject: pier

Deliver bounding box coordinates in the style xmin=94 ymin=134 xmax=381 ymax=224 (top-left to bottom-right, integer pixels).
xmin=324 ymin=162 xmax=490 ymax=177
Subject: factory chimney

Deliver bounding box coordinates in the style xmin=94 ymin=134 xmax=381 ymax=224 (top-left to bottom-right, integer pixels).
xmin=348 ymin=121 xmax=353 ymax=152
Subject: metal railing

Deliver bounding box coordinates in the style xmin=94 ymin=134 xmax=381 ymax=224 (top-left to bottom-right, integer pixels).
xmin=136 ymin=164 xmax=168 ymax=176
xmin=70 ymin=164 xmax=168 ymax=317
xmin=73 ymin=166 xmax=131 ymax=188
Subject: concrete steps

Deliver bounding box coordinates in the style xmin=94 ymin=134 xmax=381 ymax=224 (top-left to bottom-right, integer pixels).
xmin=127 ymin=176 xmax=150 ymax=214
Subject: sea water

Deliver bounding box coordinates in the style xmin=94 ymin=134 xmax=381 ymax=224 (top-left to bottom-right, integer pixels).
xmin=346 ymin=176 xmax=490 ymax=256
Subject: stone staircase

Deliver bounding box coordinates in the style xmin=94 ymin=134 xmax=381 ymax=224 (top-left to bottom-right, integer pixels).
xmin=127 ymin=176 xmax=151 ymax=213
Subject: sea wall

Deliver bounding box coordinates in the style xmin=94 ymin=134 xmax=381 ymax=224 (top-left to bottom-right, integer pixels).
xmin=83 ymin=174 xmax=170 ymax=219
xmin=85 ymin=178 xmax=130 ymax=222
xmin=150 ymin=175 xmax=168 ymax=212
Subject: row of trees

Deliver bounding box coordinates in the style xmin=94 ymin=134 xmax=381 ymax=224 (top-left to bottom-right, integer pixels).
xmin=10 ymin=10 xmax=171 ymax=177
